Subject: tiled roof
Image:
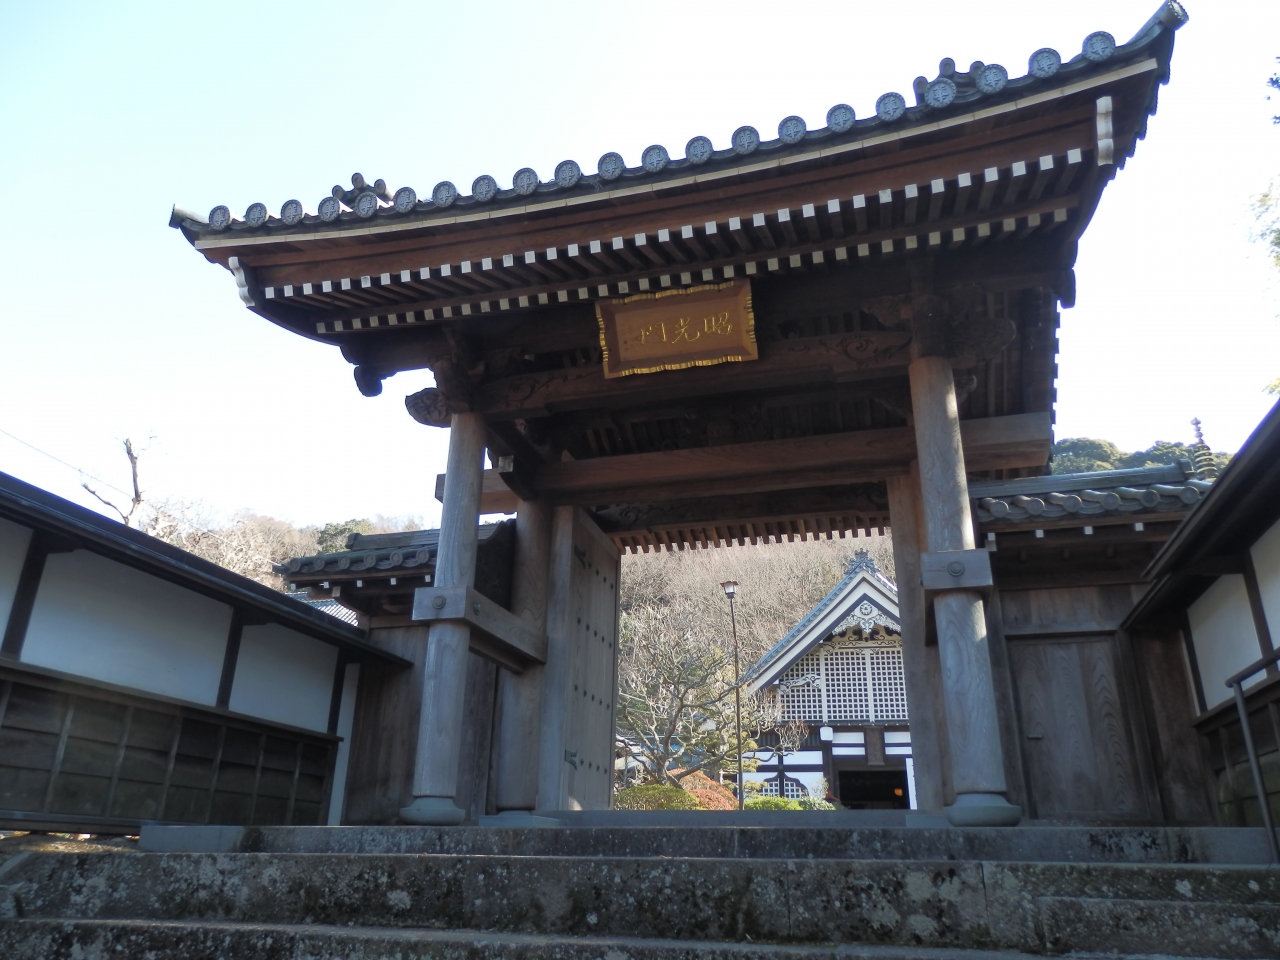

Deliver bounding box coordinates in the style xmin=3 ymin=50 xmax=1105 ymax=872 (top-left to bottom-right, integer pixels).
xmin=172 ymin=3 xmax=1187 ymax=238
xmin=287 ymin=592 xmax=361 ymax=627
xmin=276 ymin=524 xmax=505 ymax=579
xmin=971 ymin=461 xmax=1210 ymax=524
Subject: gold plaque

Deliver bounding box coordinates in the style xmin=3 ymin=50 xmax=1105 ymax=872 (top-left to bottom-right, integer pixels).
xmin=596 ymin=279 xmax=757 ymax=378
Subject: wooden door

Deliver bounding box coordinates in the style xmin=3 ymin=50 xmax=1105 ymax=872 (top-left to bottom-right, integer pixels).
xmin=1009 ymin=635 xmax=1147 ymax=820
xmin=540 ymin=509 xmax=620 ymax=811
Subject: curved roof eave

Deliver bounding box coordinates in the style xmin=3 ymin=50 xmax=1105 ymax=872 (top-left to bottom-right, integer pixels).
xmin=172 ymin=4 xmax=1186 ymax=251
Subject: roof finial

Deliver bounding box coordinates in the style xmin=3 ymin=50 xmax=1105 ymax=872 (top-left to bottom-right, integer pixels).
xmin=1190 ymin=417 xmax=1218 ymax=480
xmin=849 ymin=548 xmax=877 ymax=574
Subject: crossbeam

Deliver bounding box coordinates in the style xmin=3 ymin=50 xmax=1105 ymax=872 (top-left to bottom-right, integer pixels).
xmin=476 ymin=332 xmax=913 ymax=421
xmin=413 ymin=584 xmax=546 ymax=672
xmin=439 ymin=412 xmax=1051 ymax=512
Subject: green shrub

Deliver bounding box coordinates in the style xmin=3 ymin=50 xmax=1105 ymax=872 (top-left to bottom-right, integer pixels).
xmin=796 ymin=797 xmax=837 ymax=811
xmin=744 ymin=795 xmax=802 ymax=811
xmin=614 ymin=784 xmax=704 ymax=811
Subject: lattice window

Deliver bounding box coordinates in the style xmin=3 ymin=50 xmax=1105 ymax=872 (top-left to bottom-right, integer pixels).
xmin=778 ymin=651 xmax=823 ymax=721
xmin=824 ymin=647 xmax=870 ymax=722
xmin=869 ymin=648 xmax=908 ymax=721
xmin=774 ymin=635 xmax=908 ymax=724
xmin=761 ymin=776 xmax=807 ymax=799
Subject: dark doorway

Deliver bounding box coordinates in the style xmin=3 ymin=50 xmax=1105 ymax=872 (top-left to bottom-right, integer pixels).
xmin=838 ymin=768 xmax=909 ymax=809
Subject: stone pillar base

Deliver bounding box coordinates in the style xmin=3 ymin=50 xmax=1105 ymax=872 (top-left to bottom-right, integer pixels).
xmin=946 ymin=793 xmax=1022 ymax=827
xmin=399 ymin=796 xmax=466 ymax=825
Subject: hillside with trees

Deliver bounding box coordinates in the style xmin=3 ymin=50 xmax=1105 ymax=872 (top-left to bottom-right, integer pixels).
xmin=1049 ymin=437 xmax=1230 ymax=476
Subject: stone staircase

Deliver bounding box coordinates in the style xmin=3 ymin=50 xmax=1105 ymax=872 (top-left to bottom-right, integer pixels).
xmin=1 ymin=824 xmax=1277 ymax=959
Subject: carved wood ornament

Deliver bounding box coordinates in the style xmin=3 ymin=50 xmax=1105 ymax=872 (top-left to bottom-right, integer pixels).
xmin=863 ymin=286 xmax=1016 ymax=365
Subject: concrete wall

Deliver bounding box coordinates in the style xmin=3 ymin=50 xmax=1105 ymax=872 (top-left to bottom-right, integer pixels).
xmin=0 ymin=517 xmax=32 ymax=629
xmin=22 ymin=550 xmax=231 ymax=704
xmin=229 ymin=623 xmax=337 ymax=732
xmin=1251 ymin=518 xmax=1280 ymax=639
xmin=1187 ymin=574 xmax=1263 ymax=709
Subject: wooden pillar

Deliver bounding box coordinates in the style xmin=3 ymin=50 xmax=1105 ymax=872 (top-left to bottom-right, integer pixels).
xmin=908 ymin=354 xmax=1020 ymax=826
xmin=887 ymin=467 xmax=948 ymax=813
xmin=536 ymin=505 xmax=577 ymax=811
xmin=491 ymin=499 xmax=552 ymax=814
xmin=400 ymin=412 xmax=486 ymax=825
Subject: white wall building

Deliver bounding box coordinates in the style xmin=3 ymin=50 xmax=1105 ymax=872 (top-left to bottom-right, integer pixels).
xmin=744 ymin=550 xmax=915 ymax=808
xmin=0 ymin=471 xmax=404 ymax=833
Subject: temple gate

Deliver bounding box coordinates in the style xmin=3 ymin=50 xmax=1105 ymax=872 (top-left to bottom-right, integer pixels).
xmin=171 ymin=4 xmax=1189 ymax=825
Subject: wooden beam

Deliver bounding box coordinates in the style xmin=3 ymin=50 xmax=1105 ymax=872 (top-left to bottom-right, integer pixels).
xmin=449 ymin=412 xmax=1050 ymax=510
xmin=413 ymin=584 xmax=545 ymax=671
xmin=546 ymin=411 xmax=1049 ymax=505
xmin=475 ymin=331 xmax=913 ymax=420
xmin=435 ymin=469 xmax=521 ymax=514
xmin=592 ymin=482 xmax=888 ymax=533
xmin=1 ymin=533 xmax=50 ymax=659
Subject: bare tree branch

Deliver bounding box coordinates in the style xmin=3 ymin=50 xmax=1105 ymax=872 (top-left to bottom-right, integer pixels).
xmin=81 ymin=482 xmax=131 ymax=523
xmin=83 ymin=437 xmax=146 ymax=527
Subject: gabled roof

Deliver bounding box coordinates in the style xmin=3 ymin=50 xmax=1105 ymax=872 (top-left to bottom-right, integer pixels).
xmin=746 ymin=550 xmax=900 ymax=692
xmin=172 ymin=4 xmax=1187 ymax=242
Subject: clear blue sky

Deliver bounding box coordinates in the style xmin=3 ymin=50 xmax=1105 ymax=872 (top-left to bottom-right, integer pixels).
xmin=1 ymin=1 xmax=1277 ymax=529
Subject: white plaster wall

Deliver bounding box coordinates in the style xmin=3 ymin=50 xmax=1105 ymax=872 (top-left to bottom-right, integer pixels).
xmin=0 ymin=517 xmax=33 ymax=630
xmin=1188 ymin=574 xmax=1264 ymax=709
xmin=229 ymin=623 xmax=337 ymax=732
xmin=23 ymin=550 xmax=231 ymax=704
xmin=328 ymin=663 xmax=360 ymax=825
xmin=1251 ymin=518 xmax=1280 ymax=642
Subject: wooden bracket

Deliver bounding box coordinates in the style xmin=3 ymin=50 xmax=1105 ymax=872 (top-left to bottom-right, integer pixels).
xmin=921 ymin=548 xmax=993 ymax=598
xmin=413 ymin=585 xmax=546 ymax=672
xmin=496 ymin=455 xmax=538 ymax=502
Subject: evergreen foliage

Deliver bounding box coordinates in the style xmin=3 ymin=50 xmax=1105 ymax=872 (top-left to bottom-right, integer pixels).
xmin=1050 ymin=438 xmax=1231 ymax=476
xmin=314 ymin=519 xmax=375 ymax=554
xmin=744 ymin=796 xmax=802 ymax=811
xmin=796 ymin=797 xmax=838 ymax=811
xmin=613 ymin=784 xmax=704 ymax=811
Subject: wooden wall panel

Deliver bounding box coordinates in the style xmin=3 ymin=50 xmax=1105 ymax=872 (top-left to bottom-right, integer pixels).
xmin=1000 ymin=584 xmax=1137 ymax=637
xmin=1130 ymin=628 xmax=1215 ymax=823
xmin=886 ymin=469 xmax=949 ymax=811
xmin=343 ymin=625 xmax=498 ymax=823
xmin=984 ymin=592 xmax=1030 ymax=811
xmin=454 ymin=654 xmax=498 ymax=821
xmin=343 ymin=626 xmax=425 ymax=824
xmin=1009 ymin=635 xmax=1148 ymax=820
xmin=0 ymin=666 xmax=336 ymax=832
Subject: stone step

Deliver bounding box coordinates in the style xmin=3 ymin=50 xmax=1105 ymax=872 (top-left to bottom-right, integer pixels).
xmin=140 ymin=823 xmax=1280 ymax=865
xmin=0 ymin=919 xmax=1250 ymax=960
xmin=5 ymin=851 xmax=1278 ymax=957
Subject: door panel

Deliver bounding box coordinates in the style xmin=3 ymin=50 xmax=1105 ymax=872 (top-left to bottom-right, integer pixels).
xmin=1010 ymin=635 xmax=1146 ymax=820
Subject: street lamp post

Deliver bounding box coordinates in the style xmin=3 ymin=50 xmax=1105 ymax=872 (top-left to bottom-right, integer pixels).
xmin=721 ymin=580 xmax=743 ymax=811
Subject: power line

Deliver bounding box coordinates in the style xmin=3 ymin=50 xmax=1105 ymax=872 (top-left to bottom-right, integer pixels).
xmin=0 ymin=426 xmax=135 ymax=500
